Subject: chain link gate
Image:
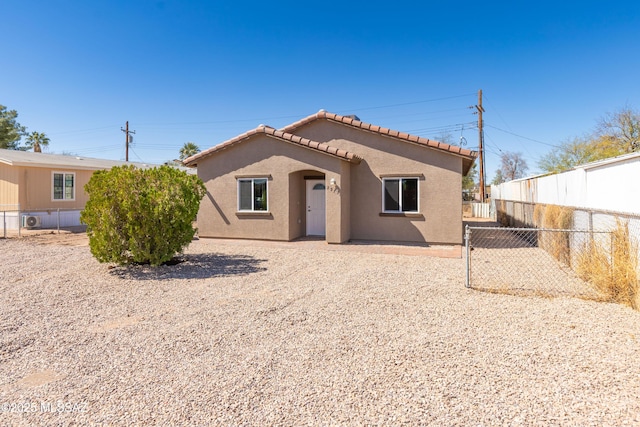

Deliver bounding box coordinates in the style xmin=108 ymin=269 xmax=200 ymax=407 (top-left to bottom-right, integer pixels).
xmin=465 ymin=226 xmax=611 ymax=299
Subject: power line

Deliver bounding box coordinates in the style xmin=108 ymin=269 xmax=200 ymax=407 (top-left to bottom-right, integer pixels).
xmin=336 ymin=93 xmax=477 ymax=113
xmin=486 ymin=125 xmax=560 ymax=148
xmin=41 ymin=92 xmax=479 ymax=136
xmin=48 ymin=126 xmax=119 ymax=136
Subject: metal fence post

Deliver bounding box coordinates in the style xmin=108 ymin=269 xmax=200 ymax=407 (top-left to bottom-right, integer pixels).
xmin=3 ymin=211 xmax=5 ymax=239
xmin=465 ymin=225 xmax=471 ymax=288
xmin=17 ymin=205 xmax=21 ymax=238
xmin=57 ymin=208 xmax=60 ymax=234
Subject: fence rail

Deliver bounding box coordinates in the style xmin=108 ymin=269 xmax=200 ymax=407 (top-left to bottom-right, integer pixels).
xmin=1 ymin=208 xmax=85 ymax=238
xmin=465 ymin=226 xmax=614 ymax=300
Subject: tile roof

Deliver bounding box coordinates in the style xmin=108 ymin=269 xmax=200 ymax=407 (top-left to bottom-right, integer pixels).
xmin=281 ymin=110 xmax=478 ymax=159
xmin=183 ymin=125 xmax=363 ymax=166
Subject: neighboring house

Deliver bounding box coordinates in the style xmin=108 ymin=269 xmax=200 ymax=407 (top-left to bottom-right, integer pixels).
xmin=0 ymin=149 xmax=183 ymax=230
xmin=184 ymin=111 xmax=477 ymax=245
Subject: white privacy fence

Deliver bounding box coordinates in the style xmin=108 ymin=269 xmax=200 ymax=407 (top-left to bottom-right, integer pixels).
xmin=491 ymin=152 xmax=640 ymax=215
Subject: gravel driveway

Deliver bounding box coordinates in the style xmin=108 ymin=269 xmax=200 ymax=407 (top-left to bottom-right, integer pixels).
xmin=1 ymin=235 xmax=639 ymax=426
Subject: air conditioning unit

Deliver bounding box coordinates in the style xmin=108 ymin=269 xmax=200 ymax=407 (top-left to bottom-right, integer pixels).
xmin=22 ymin=215 xmax=41 ymax=228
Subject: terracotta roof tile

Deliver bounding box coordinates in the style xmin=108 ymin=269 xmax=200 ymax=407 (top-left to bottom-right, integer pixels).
xmin=183 ymin=125 xmax=362 ymax=166
xmin=281 ymin=110 xmax=478 ymax=160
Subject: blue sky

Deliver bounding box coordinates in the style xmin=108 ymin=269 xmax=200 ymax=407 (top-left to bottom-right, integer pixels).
xmin=3 ymin=1 xmax=640 ymax=181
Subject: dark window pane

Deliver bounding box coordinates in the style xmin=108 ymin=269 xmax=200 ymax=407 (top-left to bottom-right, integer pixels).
xmin=239 ymin=180 xmax=252 ymax=210
xmin=384 ymin=179 xmax=400 ymax=211
xmin=402 ymin=179 xmax=418 ymax=212
xmin=53 ymin=173 xmax=63 ymax=200
xmin=65 ymin=174 xmax=74 ymax=199
xmin=253 ymin=179 xmax=267 ymax=211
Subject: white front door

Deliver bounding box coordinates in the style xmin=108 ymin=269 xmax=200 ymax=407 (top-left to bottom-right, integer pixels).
xmin=306 ymin=179 xmax=326 ymax=236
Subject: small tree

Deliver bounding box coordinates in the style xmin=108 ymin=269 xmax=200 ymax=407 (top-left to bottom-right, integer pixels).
xmin=81 ymin=165 xmax=206 ymax=266
xmin=0 ymin=104 xmax=27 ymax=149
xmin=498 ymin=151 xmax=528 ymax=181
xmin=538 ymin=136 xmax=624 ymax=174
xmin=24 ymin=131 xmax=50 ymax=152
xmin=462 ymin=162 xmax=477 ymax=192
xmin=596 ymin=105 xmax=640 ymax=152
xmin=491 ymin=169 xmax=505 ymax=185
xmin=179 ymin=142 xmax=200 ymax=161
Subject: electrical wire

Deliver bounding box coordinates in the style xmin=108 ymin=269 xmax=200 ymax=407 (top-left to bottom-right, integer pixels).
xmin=336 ymin=93 xmax=477 ymax=113
xmin=485 ymin=125 xmax=560 ymax=148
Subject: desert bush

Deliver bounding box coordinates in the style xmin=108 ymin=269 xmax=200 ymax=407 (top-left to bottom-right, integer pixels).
xmin=533 ymin=204 xmax=544 ymax=228
xmin=80 ymin=165 xmax=206 ymax=266
xmin=539 ymin=204 xmax=574 ymax=265
xmin=576 ymin=220 xmax=639 ymax=309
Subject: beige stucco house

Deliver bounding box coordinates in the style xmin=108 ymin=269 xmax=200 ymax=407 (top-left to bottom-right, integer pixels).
xmin=184 ymin=111 xmax=477 ymax=245
xmin=0 ymin=149 xmax=165 ymax=230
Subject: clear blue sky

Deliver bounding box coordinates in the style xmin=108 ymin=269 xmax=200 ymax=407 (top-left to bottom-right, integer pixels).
xmin=3 ymin=1 xmax=640 ymax=181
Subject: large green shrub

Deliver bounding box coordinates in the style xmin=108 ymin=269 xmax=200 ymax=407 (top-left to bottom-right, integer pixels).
xmin=80 ymin=165 xmax=206 ymax=266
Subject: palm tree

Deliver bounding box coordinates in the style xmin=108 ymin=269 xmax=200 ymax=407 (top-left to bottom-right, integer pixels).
xmin=25 ymin=131 xmax=50 ymax=152
xmin=179 ymin=142 xmax=200 ymax=161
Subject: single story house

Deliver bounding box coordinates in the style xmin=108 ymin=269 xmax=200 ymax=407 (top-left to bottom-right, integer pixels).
xmin=184 ymin=111 xmax=477 ymax=245
xmin=0 ymin=149 xmax=182 ymax=230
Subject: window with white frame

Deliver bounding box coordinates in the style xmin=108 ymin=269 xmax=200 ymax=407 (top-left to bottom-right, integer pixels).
xmin=53 ymin=172 xmax=75 ymax=201
xmin=382 ymin=177 xmax=418 ymax=213
xmin=238 ymin=178 xmax=268 ymax=211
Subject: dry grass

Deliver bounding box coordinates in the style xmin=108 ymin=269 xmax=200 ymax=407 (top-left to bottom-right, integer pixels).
xmin=533 ymin=203 xmax=545 ymax=227
xmin=540 ymin=205 xmax=574 ymax=265
xmin=576 ymin=220 xmax=640 ymax=310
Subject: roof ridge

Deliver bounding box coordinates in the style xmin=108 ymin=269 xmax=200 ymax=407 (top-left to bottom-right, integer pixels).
xmin=281 ymin=111 xmax=477 ymax=159
xmin=183 ymin=124 xmax=362 ymax=165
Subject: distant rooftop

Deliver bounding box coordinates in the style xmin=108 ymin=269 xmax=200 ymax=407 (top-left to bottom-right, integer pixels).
xmin=0 ymin=149 xmax=194 ymax=173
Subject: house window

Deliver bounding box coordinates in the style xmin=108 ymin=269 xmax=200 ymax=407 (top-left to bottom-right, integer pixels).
xmin=238 ymin=178 xmax=268 ymax=211
xmin=382 ymin=178 xmax=418 ymax=212
xmin=53 ymin=172 xmax=75 ymax=201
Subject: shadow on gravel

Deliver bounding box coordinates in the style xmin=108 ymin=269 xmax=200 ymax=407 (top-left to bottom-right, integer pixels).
xmin=108 ymin=253 xmax=267 ymax=281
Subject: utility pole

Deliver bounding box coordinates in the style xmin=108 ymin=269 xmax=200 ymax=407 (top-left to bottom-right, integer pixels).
xmin=475 ymin=90 xmax=486 ymax=202
xmin=120 ymin=121 xmax=136 ymax=162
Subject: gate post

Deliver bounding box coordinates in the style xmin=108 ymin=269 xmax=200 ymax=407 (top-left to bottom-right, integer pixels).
xmin=465 ymin=225 xmax=471 ymax=288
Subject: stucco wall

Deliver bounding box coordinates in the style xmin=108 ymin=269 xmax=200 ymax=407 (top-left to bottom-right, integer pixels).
xmin=197 ymin=134 xmax=350 ymax=243
xmin=196 ymin=120 xmax=466 ymax=245
xmin=293 ymin=120 xmax=464 ymax=244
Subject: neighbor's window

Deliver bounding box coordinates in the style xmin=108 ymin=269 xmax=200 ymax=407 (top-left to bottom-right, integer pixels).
xmin=53 ymin=172 xmax=75 ymax=201
xmin=238 ymin=178 xmax=268 ymax=211
xmin=383 ymin=178 xmax=418 ymax=212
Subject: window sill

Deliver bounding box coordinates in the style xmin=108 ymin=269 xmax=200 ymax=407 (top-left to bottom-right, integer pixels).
xmin=236 ymin=211 xmax=272 ymax=218
xmin=379 ymin=212 xmax=424 ymax=219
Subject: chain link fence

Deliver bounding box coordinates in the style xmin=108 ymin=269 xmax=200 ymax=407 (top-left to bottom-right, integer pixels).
xmin=1 ymin=207 xmax=85 ymax=238
xmin=465 ymin=226 xmax=620 ymax=300
xmin=477 ymin=201 xmax=640 ymax=307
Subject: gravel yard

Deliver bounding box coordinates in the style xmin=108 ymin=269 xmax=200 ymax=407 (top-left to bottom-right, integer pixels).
xmin=1 ymin=234 xmax=640 ymax=426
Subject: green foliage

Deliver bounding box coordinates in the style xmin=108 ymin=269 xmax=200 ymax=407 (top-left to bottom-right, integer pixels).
xmin=179 ymin=142 xmax=200 ymax=161
xmin=596 ymin=105 xmax=640 ymax=153
xmin=80 ymin=165 xmax=206 ymax=266
xmin=25 ymin=131 xmax=50 ymax=152
xmin=462 ymin=161 xmax=477 ymax=192
xmin=539 ymin=106 xmax=639 ymax=174
xmin=538 ymin=136 xmax=625 ymax=174
xmin=0 ymin=104 xmax=27 ymax=149
xmin=491 ymin=169 xmax=505 ymax=185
